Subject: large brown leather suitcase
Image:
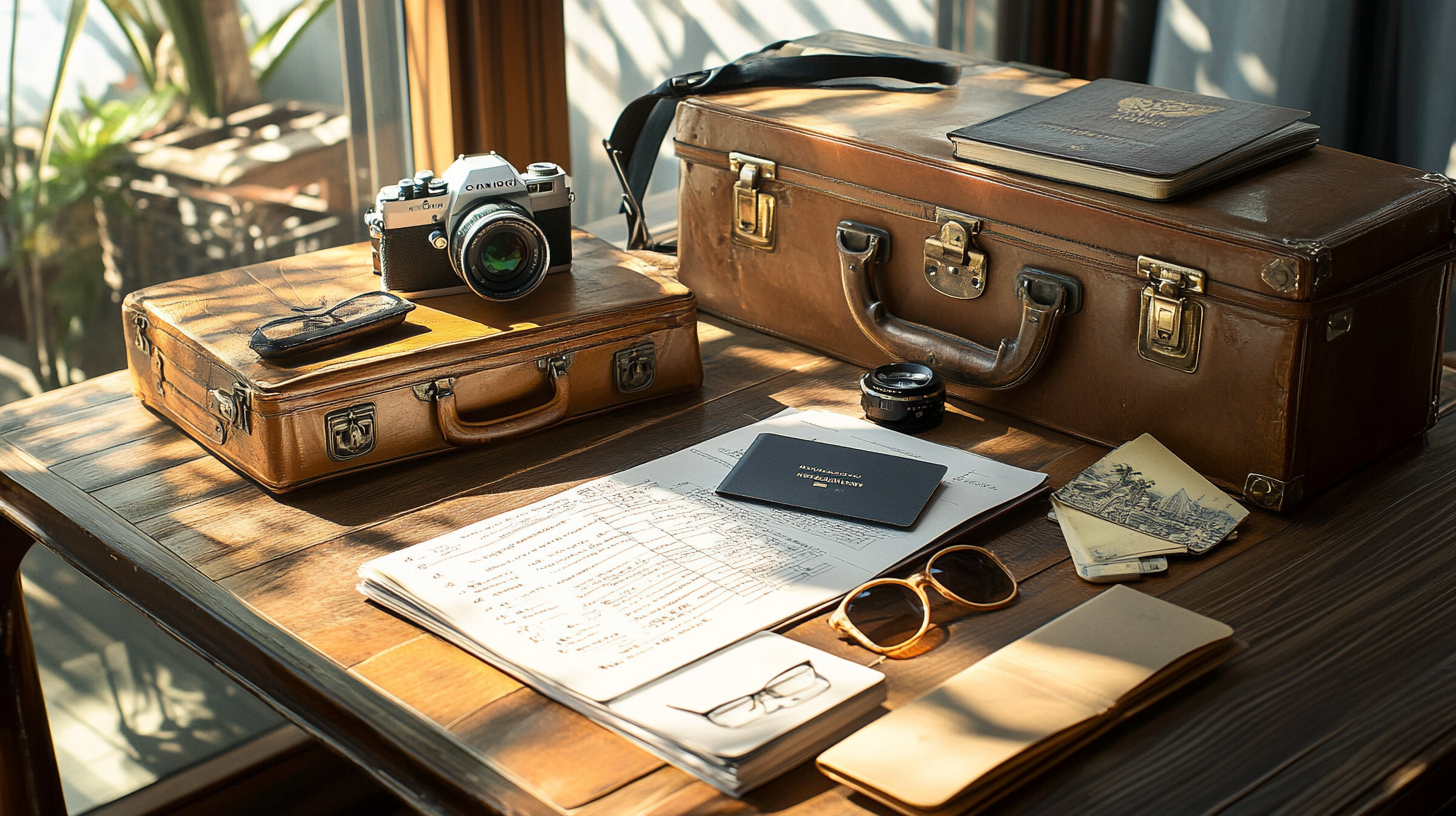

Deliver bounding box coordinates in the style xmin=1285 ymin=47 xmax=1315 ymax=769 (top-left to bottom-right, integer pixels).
xmin=123 ymin=232 xmax=703 ymax=491
xmin=666 ymin=34 xmax=1454 ymax=510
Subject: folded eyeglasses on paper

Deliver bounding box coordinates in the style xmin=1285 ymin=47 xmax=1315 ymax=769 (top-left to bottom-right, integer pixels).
xmin=829 ymin=545 xmax=1018 ymax=657
xmin=668 ymin=660 xmax=829 ymax=728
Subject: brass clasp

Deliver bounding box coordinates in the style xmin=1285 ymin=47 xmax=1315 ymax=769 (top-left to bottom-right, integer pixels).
xmin=613 ymin=343 xmax=656 ymax=393
xmin=133 ymin=315 xmax=153 ymax=355
xmin=728 ymin=152 xmax=776 ymax=250
xmin=207 ymin=383 xmax=253 ymax=441
xmin=923 ymin=209 xmax=987 ymax=299
xmin=1137 ymin=256 xmax=1205 ymax=373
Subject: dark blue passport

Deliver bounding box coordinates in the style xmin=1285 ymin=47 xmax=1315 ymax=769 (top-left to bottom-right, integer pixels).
xmin=715 ymin=434 xmax=948 ymax=528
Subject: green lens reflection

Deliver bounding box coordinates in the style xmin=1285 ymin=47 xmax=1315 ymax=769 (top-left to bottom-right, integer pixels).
xmin=478 ymin=232 xmax=526 ymax=277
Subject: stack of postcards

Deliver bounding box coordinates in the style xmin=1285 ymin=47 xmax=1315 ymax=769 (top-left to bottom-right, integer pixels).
xmin=1051 ymin=434 xmax=1248 ymax=583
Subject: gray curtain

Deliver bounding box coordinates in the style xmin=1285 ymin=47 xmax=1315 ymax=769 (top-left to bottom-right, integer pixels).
xmin=1149 ymin=0 xmax=1456 ymax=347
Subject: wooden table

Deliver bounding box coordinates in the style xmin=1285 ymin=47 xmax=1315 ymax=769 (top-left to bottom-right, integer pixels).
xmin=4 ymin=316 xmax=1456 ymax=816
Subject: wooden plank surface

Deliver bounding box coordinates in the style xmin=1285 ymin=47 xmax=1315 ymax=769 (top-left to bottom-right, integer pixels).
xmin=2 ymin=324 xmax=1455 ymax=816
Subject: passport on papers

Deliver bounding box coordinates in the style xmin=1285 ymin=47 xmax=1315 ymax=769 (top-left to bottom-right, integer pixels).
xmin=948 ymin=77 xmax=1319 ymax=199
xmin=716 ymin=433 xmax=948 ymax=528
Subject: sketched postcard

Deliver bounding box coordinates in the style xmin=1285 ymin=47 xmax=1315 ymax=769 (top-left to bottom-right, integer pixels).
xmin=1053 ymin=434 xmax=1247 ymax=553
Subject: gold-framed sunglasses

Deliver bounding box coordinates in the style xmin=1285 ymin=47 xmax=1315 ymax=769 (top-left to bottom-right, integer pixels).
xmin=829 ymin=545 xmax=1018 ymax=656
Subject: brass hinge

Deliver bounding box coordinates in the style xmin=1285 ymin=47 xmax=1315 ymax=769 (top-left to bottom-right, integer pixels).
xmin=728 ymin=152 xmax=776 ymax=250
xmin=1137 ymin=256 xmax=1205 ymax=373
xmin=923 ymin=209 xmax=987 ymax=299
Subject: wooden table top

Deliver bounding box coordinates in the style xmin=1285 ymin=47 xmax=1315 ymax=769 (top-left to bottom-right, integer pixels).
xmin=3 ymin=316 xmax=1456 ymax=816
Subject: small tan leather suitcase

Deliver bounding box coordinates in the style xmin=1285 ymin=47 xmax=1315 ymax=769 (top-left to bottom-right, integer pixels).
xmin=122 ymin=232 xmax=703 ymax=492
xmin=654 ymin=33 xmax=1455 ymax=510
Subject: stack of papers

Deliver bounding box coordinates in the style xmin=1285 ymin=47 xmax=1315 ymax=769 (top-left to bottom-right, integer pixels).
xmin=1051 ymin=434 xmax=1247 ymax=583
xmin=358 ymin=408 xmax=1047 ymax=793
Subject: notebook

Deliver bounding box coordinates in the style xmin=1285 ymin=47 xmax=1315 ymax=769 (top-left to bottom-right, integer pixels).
xmin=817 ymin=586 xmax=1237 ymax=816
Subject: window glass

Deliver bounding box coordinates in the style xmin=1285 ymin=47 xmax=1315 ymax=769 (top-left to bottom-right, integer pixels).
xmin=564 ymin=0 xmax=936 ymax=243
xmin=1 ymin=2 xmax=407 ymax=810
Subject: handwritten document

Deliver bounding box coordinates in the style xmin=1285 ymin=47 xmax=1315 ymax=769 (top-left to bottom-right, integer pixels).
xmin=358 ymin=410 xmax=1045 ymax=701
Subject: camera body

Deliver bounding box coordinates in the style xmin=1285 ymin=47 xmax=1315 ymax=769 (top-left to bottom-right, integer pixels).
xmin=367 ymin=153 xmax=572 ymax=301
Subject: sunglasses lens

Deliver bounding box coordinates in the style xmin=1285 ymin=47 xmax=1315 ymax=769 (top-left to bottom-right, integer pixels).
xmin=844 ymin=583 xmax=926 ymax=650
xmin=930 ymin=548 xmax=1016 ymax=605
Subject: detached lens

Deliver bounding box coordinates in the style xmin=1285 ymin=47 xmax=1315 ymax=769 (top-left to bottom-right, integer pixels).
xmin=861 ymin=362 xmax=945 ymax=433
xmin=929 ymin=548 xmax=1016 ymax=606
xmin=843 ymin=583 xmax=926 ymax=651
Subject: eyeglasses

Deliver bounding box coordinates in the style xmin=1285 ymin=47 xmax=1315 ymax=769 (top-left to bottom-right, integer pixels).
xmin=829 ymin=545 xmax=1017 ymax=656
xmin=668 ymin=660 xmax=829 ymax=727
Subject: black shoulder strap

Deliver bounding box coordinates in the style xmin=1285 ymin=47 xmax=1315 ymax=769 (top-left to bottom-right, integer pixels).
xmin=604 ymin=49 xmax=961 ymax=251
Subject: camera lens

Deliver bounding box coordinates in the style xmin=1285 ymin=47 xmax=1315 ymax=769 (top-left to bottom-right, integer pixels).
xmin=450 ymin=202 xmax=551 ymax=301
xmin=860 ymin=363 xmax=946 ymax=433
xmin=475 ymin=232 xmax=528 ymax=279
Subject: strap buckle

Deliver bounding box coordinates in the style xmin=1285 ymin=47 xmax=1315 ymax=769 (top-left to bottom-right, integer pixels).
xmin=668 ymin=69 xmax=715 ymax=95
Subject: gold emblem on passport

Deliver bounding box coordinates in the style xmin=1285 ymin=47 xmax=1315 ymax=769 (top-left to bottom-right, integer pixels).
xmin=1117 ymin=97 xmax=1225 ymax=118
xmin=1114 ymin=96 xmax=1225 ymax=128
xmin=325 ymin=403 xmax=377 ymax=461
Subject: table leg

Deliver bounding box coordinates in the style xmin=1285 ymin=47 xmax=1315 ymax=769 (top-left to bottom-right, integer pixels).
xmin=0 ymin=517 xmax=66 ymax=816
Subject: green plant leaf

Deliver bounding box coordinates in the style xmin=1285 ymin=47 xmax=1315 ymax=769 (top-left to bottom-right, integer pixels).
xmin=154 ymin=0 xmax=218 ymax=117
xmin=35 ymin=0 xmax=89 ymax=207
xmin=96 ymin=0 xmax=161 ymax=89
xmin=103 ymin=85 xmax=179 ymax=145
xmin=251 ymin=0 xmax=335 ymax=87
xmin=5 ymin=0 xmax=21 ymax=202
xmin=32 ymin=0 xmax=89 ymax=230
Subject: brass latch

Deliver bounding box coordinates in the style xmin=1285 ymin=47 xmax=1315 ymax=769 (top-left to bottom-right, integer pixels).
xmin=923 ymin=209 xmax=987 ymax=299
xmin=133 ymin=315 xmax=152 ymax=354
xmin=208 ymin=383 xmax=253 ymax=437
xmin=613 ymin=343 xmax=656 ymax=393
xmin=1137 ymin=256 xmax=1205 ymax=373
xmin=325 ymin=403 xmax=377 ymax=462
xmin=728 ymin=152 xmax=775 ymax=250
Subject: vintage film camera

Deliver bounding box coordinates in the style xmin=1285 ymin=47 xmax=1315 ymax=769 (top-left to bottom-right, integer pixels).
xmin=367 ymin=153 xmax=572 ymax=301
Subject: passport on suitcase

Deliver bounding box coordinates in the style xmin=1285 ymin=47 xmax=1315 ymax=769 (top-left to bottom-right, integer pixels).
xmin=123 ymin=231 xmax=703 ymax=492
xmin=668 ymin=32 xmax=1455 ymax=510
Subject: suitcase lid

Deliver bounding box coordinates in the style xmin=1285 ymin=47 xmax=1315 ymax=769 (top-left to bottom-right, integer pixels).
xmin=677 ymin=60 xmax=1455 ymax=303
xmin=123 ymin=231 xmax=694 ymax=397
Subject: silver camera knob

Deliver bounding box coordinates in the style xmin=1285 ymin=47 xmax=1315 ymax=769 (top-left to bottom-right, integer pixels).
xmin=428 ymin=230 xmax=447 ymax=250
xmin=527 ymin=162 xmax=561 ymax=176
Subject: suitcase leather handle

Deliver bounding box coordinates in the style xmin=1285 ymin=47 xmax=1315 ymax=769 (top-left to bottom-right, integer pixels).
xmin=428 ymin=358 xmax=571 ymax=446
xmin=838 ymin=221 xmax=1076 ymax=390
